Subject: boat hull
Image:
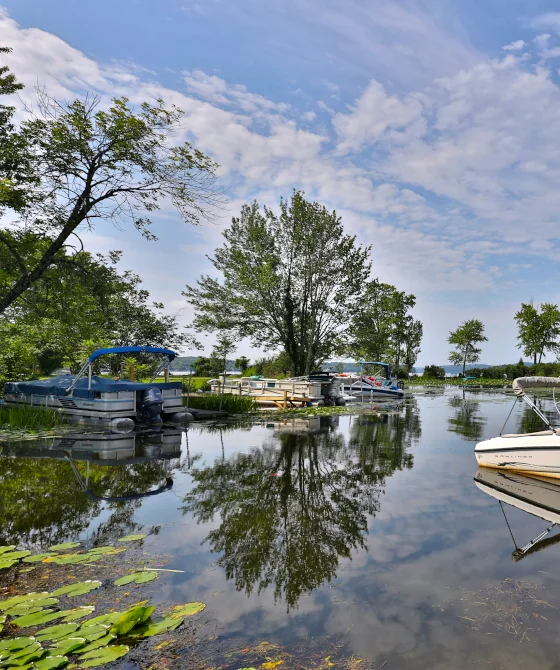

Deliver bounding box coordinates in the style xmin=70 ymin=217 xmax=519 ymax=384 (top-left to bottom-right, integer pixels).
xmin=475 ymin=431 xmax=560 ymax=477
xmin=344 ymin=384 xmax=404 ymax=400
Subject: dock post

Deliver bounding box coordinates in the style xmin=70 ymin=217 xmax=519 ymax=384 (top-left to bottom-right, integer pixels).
xmin=283 ymin=390 xmax=288 ymax=409
xmin=164 ymin=367 xmax=169 ymax=382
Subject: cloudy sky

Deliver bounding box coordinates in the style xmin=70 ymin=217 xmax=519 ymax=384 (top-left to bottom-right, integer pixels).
xmin=2 ymin=0 xmax=560 ymax=365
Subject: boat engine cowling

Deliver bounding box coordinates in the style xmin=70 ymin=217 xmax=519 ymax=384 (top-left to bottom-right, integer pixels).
xmin=139 ymin=387 xmax=163 ymax=423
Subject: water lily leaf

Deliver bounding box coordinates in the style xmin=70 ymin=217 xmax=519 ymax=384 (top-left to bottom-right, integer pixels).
xmin=34 ymin=656 xmax=69 ymax=670
xmin=0 ymin=546 xmax=16 ymax=555
xmin=78 ymin=634 xmax=116 ymax=654
xmin=135 ymin=617 xmax=183 ymax=637
xmin=0 ymin=593 xmax=50 ymax=611
xmin=36 ymin=624 xmax=79 ymax=642
xmin=80 ymin=613 xmax=121 ymax=628
xmin=44 ymin=554 xmax=92 ymax=566
xmin=262 ymin=662 xmax=283 ymax=669
xmin=168 ymin=602 xmax=206 ymax=619
xmin=51 ymin=639 xmax=86 ymax=656
xmin=113 ymin=571 xmax=157 ymax=586
xmin=117 ymin=534 xmax=146 ymax=542
xmin=86 ymin=547 xmax=117 ymax=555
xmin=52 ymin=581 xmax=101 ymax=598
xmin=6 ymin=599 xmax=59 ymax=616
xmin=22 ymin=554 xmax=55 ymax=563
xmin=60 ymin=607 xmax=95 ymax=622
xmin=0 ymin=558 xmax=19 ymax=570
xmin=109 ymin=606 xmax=152 ymax=637
xmin=1 ymin=550 xmax=31 ymax=560
xmin=48 ymin=543 xmax=81 ymax=552
xmin=78 ymin=627 xmax=109 ymax=643
xmin=2 ymin=647 xmax=46 ymax=666
xmin=0 ymin=639 xmax=36 ymax=654
xmin=78 ymin=645 xmax=129 ymax=668
xmin=13 ymin=610 xmax=64 ymax=628
xmin=8 ymin=641 xmax=42 ymax=660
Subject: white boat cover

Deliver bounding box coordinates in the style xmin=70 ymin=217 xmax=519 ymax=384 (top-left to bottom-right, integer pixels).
xmin=512 ymin=376 xmax=560 ymax=396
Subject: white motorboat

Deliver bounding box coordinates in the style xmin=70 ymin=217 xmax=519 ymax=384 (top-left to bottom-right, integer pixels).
xmin=474 ymin=467 xmax=560 ymax=559
xmin=475 ymin=376 xmax=560 ymax=477
xmin=337 ymin=362 xmax=405 ymax=400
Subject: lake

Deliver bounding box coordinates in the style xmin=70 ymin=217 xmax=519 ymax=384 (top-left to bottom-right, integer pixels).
xmin=2 ymin=389 xmax=560 ymax=669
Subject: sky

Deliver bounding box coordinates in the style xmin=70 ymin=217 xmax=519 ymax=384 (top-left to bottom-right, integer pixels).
xmin=2 ymin=0 xmax=560 ymax=366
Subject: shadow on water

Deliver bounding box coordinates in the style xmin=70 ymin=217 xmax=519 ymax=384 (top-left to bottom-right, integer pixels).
xmin=447 ymin=390 xmax=487 ymax=441
xmin=0 ymin=427 xmax=181 ymax=548
xmin=182 ymin=403 xmax=421 ymax=611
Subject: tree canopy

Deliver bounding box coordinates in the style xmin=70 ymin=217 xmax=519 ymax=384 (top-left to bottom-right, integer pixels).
xmin=185 ymin=191 xmax=373 ymax=376
xmin=514 ymin=301 xmax=560 ymax=365
xmin=0 ymin=51 xmax=222 ymax=314
xmin=448 ymin=319 xmax=487 ymax=376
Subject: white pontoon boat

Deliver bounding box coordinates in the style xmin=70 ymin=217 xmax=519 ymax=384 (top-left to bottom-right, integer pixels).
xmin=475 ymin=376 xmax=560 ymax=477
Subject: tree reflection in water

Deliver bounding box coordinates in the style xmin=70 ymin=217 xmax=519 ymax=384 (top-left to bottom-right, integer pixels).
xmin=183 ymin=407 xmax=420 ymax=610
xmin=0 ymin=432 xmax=180 ymax=548
xmin=447 ymin=392 xmax=487 ymax=441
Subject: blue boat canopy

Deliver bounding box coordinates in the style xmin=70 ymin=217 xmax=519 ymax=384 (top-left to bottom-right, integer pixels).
xmin=88 ymin=346 xmax=176 ymax=363
xmin=359 ymin=361 xmax=390 ymax=380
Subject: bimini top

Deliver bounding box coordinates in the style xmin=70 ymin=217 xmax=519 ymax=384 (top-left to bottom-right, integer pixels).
xmin=512 ymin=376 xmax=560 ymax=396
xmin=359 ymin=361 xmax=390 ymax=380
xmin=88 ymin=346 xmax=176 ymax=363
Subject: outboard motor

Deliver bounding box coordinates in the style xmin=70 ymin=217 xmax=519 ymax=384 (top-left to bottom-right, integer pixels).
xmin=139 ymin=388 xmax=163 ymax=423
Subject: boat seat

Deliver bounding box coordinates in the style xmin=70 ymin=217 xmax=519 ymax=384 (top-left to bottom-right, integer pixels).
xmin=501 ymin=430 xmax=559 ymax=438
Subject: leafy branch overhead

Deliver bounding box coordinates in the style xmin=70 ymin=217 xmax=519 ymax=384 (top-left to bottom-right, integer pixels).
xmin=0 ymin=53 xmax=223 ymax=314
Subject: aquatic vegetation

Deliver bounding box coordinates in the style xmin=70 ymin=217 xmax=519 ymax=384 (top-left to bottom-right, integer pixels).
xmin=185 ymin=393 xmax=257 ymax=413
xmin=117 ymin=534 xmax=146 ymax=543
xmin=0 ymin=405 xmax=67 ymax=432
xmin=113 ymin=571 xmax=157 ymax=586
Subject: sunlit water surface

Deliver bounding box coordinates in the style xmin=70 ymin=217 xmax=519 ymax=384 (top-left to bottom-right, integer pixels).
xmin=2 ymin=389 xmax=560 ymax=669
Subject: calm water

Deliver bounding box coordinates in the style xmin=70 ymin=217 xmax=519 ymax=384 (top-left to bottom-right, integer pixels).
xmin=2 ymin=390 xmax=560 ymax=668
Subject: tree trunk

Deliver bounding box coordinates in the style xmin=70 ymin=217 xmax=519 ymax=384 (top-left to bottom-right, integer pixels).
xmin=462 ymin=350 xmax=467 ymax=377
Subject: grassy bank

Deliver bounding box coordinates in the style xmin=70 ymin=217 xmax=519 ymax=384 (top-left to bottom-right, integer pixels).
xmin=185 ymin=393 xmax=257 ymax=413
xmin=407 ymin=377 xmax=509 ymax=388
xmin=0 ymin=403 xmax=68 ymax=433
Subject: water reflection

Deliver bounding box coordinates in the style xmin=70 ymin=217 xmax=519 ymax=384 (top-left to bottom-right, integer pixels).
xmin=474 ymin=467 xmax=560 ymax=560
xmin=0 ymin=428 xmax=181 ymax=548
xmin=448 ymin=392 xmax=487 ymax=441
xmin=183 ymin=408 xmax=419 ymax=610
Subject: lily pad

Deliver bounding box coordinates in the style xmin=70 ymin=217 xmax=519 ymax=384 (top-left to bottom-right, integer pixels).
xmin=8 ymin=641 xmax=42 ymax=660
xmin=3 ymin=646 xmax=46 ymax=666
xmin=0 ymin=639 xmax=36 ymax=654
xmin=52 ymin=581 xmax=101 ymax=598
xmin=5 ymin=606 xmax=45 ymax=618
xmin=36 ymin=624 xmax=80 ymax=642
xmin=78 ymin=627 xmax=109 ymax=643
xmin=135 ymin=617 xmax=183 ymax=637
xmin=44 ymin=554 xmax=93 ymax=566
xmin=13 ymin=610 xmax=64 ymax=628
xmin=48 ymin=543 xmax=81 ymax=552
xmin=113 ymin=571 xmax=157 ymax=586
xmin=117 ymin=534 xmax=146 ymax=542
xmin=0 ymin=558 xmax=19 ymax=570
xmin=60 ymin=607 xmax=95 ymax=622
xmin=78 ymin=645 xmax=129 ymax=668
xmin=0 ymin=546 xmax=16 ymax=555
xmin=6 ymin=599 xmax=59 ymax=616
xmin=22 ymin=554 xmax=55 ymax=563
xmin=85 ymin=547 xmax=117 ymax=555
xmin=1 ymin=550 xmax=31 ymax=560
xmin=168 ymin=602 xmax=206 ymax=619
xmin=51 ymin=639 xmax=86 ymax=656
xmin=34 ymin=656 xmax=69 ymax=670
xmin=80 ymin=613 xmax=121 ymax=628
xmin=110 ymin=606 xmax=153 ymax=637
xmin=78 ymin=634 xmax=116 ymax=654
xmin=0 ymin=593 xmax=50 ymax=610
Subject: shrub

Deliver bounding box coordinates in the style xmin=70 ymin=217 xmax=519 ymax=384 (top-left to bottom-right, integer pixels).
xmin=423 ymin=365 xmax=446 ymax=379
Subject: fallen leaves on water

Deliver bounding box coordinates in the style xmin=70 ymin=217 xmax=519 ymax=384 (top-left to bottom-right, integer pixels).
xmin=262 ymin=662 xmax=283 ymax=669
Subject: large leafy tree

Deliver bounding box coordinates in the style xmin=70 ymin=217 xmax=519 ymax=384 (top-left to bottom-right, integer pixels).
xmin=514 ymin=301 xmax=560 ymax=365
xmin=185 ymin=191 xmax=371 ymax=376
xmin=0 ymin=52 xmax=221 ymax=314
xmin=448 ymin=319 xmax=487 ymax=376
xmin=347 ymin=279 xmax=422 ymax=372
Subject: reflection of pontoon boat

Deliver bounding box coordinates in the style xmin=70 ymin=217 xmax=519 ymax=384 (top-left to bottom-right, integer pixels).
xmin=4 ymin=346 xmax=190 ymax=425
xmin=475 ymin=377 xmax=560 ymax=476
xmin=337 ymin=362 xmax=404 ymax=400
xmin=474 ymin=467 xmax=560 ymax=560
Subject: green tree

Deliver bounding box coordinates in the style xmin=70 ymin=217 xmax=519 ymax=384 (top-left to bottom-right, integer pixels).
xmin=514 ymin=301 xmax=560 ymax=365
xmin=448 ymin=319 xmax=487 ymax=376
xmin=235 ymin=356 xmax=250 ymax=374
xmin=0 ymin=83 xmax=221 ymax=314
xmin=423 ymin=365 xmax=445 ymax=379
xmin=191 ymin=356 xmax=224 ymax=377
xmin=347 ymin=279 xmax=422 ymax=371
xmin=185 ymin=191 xmax=371 ymax=376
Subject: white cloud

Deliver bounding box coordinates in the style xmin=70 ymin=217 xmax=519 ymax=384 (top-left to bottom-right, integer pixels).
xmin=502 ymin=39 xmax=526 ymax=51
xmin=531 ymin=12 xmax=560 ymax=33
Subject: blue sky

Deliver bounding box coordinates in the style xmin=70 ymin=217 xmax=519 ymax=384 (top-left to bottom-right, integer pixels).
xmin=2 ymin=0 xmax=560 ymax=365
